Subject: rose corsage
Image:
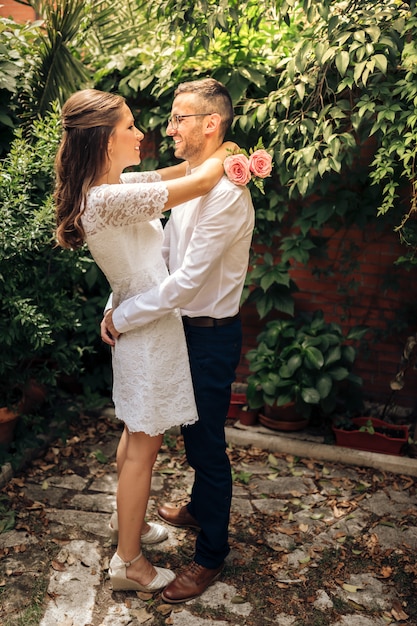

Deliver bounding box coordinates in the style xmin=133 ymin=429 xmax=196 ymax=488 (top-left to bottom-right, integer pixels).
xmin=223 ymin=140 xmax=273 ymax=194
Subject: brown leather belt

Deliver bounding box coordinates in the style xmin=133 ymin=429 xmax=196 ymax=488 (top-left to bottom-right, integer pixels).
xmin=182 ymin=313 xmax=240 ymax=327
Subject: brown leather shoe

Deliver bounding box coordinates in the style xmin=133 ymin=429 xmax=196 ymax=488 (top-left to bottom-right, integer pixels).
xmin=157 ymin=504 xmax=200 ymax=530
xmin=161 ymin=561 xmax=223 ymax=603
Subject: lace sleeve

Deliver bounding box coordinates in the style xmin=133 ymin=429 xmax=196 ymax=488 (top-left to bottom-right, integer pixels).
xmin=120 ymin=171 xmax=162 ymax=184
xmin=82 ymin=180 xmax=168 ymax=236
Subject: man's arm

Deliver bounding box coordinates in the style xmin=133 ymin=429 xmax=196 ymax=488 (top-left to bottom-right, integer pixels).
xmin=101 ymin=309 xmax=120 ymax=346
xmin=111 ymin=186 xmax=251 ymax=334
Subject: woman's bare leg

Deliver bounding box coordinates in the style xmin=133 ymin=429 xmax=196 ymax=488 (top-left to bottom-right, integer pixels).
xmin=116 ymin=429 xmax=163 ymax=585
xmin=116 ymin=427 xmax=129 ymax=476
xmin=115 ymin=427 xmax=154 ymax=535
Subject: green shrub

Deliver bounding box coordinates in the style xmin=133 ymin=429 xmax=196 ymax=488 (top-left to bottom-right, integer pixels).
xmin=0 ymin=106 xmax=111 ymax=410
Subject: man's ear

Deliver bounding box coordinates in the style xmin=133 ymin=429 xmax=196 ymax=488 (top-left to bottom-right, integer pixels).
xmin=205 ymin=113 xmax=222 ymax=136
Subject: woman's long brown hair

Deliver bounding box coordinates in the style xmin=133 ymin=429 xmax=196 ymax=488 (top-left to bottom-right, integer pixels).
xmin=54 ymin=89 xmax=125 ymax=249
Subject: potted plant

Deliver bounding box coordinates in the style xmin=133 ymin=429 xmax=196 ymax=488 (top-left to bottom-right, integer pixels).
xmin=331 ymin=332 xmax=415 ymax=455
xmin=236 ymin=404 xmax=259 ymax=426
xmin=227 ymin=383 xmax=248 ymax=419
xmin=332 ymin=416 xmax=409 ymax=456
xmin=245 ymin=311 xmax=367 ymax=431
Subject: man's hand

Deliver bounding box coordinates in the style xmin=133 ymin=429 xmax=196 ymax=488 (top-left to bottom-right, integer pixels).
xmin=100 ymin=309 xmax=121 ymax=346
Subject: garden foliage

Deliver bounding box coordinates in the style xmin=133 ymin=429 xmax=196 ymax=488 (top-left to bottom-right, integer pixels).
xmin=1 ymin=0 xmax=417 ymax=430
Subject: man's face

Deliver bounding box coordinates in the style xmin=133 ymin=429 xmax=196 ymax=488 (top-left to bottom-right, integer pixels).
xmin=167 ymin=93 xmax=211 ymax=166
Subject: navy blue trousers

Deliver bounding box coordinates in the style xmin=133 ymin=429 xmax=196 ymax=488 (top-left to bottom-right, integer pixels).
xmin=181 ymin=318 xmax=242 ymax=569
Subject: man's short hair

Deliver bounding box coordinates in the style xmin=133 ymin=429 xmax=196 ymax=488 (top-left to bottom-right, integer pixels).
xmin=174 ymin=78 xmax=234 ymax=138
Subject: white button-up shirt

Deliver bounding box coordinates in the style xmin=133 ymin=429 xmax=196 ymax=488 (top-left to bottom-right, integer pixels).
xmin=112 ymin=175 xmax=254 ymax=332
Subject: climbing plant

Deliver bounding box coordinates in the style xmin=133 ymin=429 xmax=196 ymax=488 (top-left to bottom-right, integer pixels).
xmin=3 ymin=0 xmax=417 ymax=332
xmin=92 ymin=0 xmax=417 ymax=318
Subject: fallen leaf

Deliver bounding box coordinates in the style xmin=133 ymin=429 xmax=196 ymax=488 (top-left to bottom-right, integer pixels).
xmin=276 ymin=526 xmax=298 ymax=536
xmin=52 ymin=560 xmax=66 ymax=572
xmin=334 ymin=532 xmax=346 ymax=539
xmin=129 ymin=607 xmax=152 ymax=623
xmin=391 ymin=599 xmax=409 ymax=621
xmin=268 ymin=453 xmax=279 ymax=467
xmin=391 ymin=606 xmax=409 ymax=620
xmin=155 ymin=604 xmax=172 ymax=615
xmin=136 ymin=591 xmax=153 ymax=601
xmin=379 ymin=566 xmax=393 ymax=578
xmin=11 ymin=478 xmax=25 ymax=488
xmin=26 ymin=502 xmax=45 ymax=510
xmin=14 ymin=545 xmax=27 ymax=553
xmin=342 ymin=583 xmax=364 ymax=593
xmin=231 ymin=595 xmax=247 ymax=603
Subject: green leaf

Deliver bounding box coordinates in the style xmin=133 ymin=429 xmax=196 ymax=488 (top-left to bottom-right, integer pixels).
xmin=316 ymin=373 xmax=332 ymax=399
xmin=295 ymin=82 xmax=305 ymax=101
xmin=92 ymin=449 xmax=108 ymax=464
xmin=304 ymin=346 xmax=324 ymax=369
xmin=373 ymin=53 xmax=388 ymax=74
xmin=353 ymin=60 xmax=367 ymax=85
xmin=301 ymin=387 xmax=320 ymax=404
xmin=335 ymin=51 xmax=349 ymax=77
xmin=328 ymin=366 xmax=350 ymax=381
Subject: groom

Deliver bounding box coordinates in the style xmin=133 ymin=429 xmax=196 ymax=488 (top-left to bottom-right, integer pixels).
xmin=102 ymin=78 xmax=254 ymax=602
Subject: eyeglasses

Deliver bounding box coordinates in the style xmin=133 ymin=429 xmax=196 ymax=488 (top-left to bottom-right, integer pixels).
xmin=167 ymin=113 xmax=214 ymax=130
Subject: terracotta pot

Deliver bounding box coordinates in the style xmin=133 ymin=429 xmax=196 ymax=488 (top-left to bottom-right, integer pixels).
xmin=19 ymin=379 xmax=47 ymax=413
xmin=238 ymin=406 xmax=258 ymax=426
xmin=227 ymin=392 xmax=247 ymax=419
xmin=0 ymin=407 xmax=20 ymax=447
xmin=263 ymin=401 xmax=300 ymax=421
xmin=259 ymin=412 xmax=309 ymax=432
xmin=332 ymin=417 xmax=409 ymax=456
xmin=259 ymin=401 xmax=308 ymax=431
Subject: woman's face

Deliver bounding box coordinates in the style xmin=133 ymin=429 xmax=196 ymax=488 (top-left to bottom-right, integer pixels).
xmin=108 ymin=104 xmax=144 ymax=171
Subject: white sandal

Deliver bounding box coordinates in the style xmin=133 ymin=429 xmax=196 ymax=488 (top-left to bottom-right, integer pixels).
xmin=109 ymin=551 xmax=175 ymax=592
xmin=109 ymin=512 xmax=168 ymax=546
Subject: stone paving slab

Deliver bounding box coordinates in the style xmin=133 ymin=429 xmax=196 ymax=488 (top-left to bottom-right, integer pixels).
xmin=2 ymin=417 xmax=417 ymax=625
xmin=40 ymin=540 xmax=101 ymax=626
xmin=35 ymin=449 xmax=417 ymax=625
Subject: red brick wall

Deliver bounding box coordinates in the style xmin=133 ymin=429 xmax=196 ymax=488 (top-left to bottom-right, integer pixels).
xmin=0 ymin=0 xmax=36 ymax=21
xmin=237 ymin=224 xmax=417 ymax=411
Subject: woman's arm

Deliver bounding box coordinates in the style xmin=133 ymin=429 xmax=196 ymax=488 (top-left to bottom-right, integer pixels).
xmin=163 ymin=141 xmax=237 ymax=210
xmin=157 ymin=162 xmax=188 ymax=181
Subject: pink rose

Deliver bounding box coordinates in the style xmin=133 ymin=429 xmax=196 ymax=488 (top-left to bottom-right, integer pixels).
xmin=249 ymin=149 xmax=273 ymax=178
xmin=223 ymin=154 xmax=251 ymax=186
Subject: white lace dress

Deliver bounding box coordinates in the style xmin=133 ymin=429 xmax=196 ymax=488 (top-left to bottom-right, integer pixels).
xmin=81 ymin=171 xmax=198 ymax=436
